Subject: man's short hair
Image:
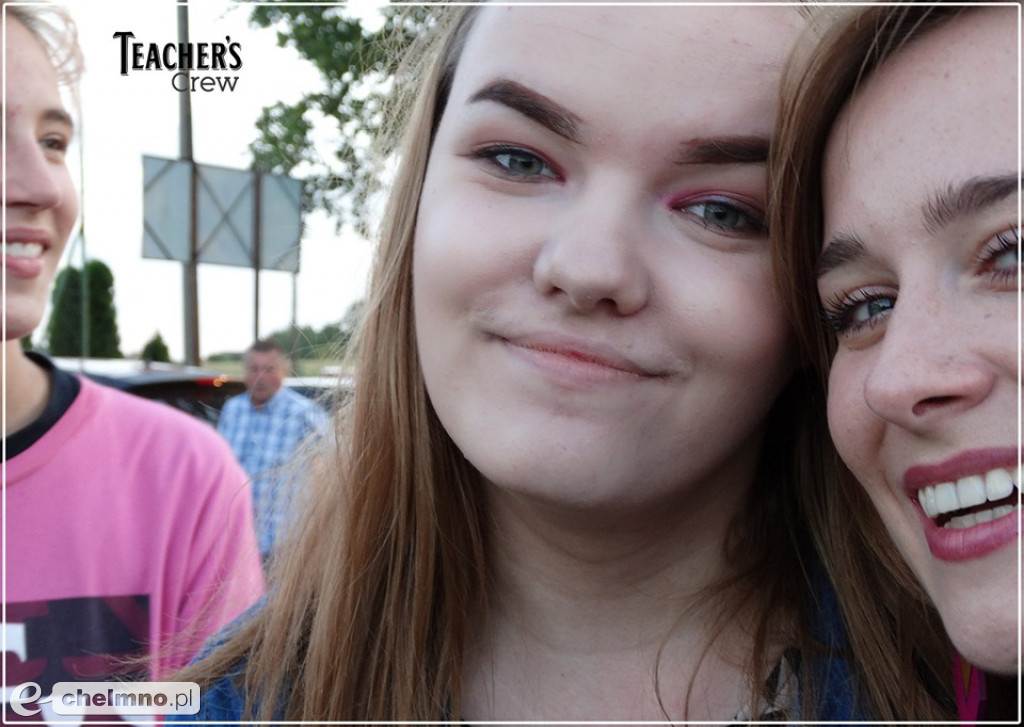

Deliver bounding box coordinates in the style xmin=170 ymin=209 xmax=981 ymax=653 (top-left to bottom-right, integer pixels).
xmin=248 ymin=339 xmax=287 ymax=356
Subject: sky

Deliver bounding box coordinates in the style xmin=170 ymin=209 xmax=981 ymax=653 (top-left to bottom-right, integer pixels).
xmin=42 ymin=0 xmax=383 ymax=362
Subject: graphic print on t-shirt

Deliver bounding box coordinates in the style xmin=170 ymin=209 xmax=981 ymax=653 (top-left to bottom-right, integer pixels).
xmin=3 ymin=596 xmax=149 ymax=724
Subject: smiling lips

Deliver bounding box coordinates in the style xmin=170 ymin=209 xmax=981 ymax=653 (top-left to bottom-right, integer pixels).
xmin=902 ymin=452 xmax=1020 ymax=561
xmin=4 ymin=228 xmax=51 ymax=273
xmin=3 ymin=237 xmax=50 ymax=279
xmin=504 ymin=333 xmax=667 ymax=383
xmin=521 ymin=344 xmax=647 ymax=376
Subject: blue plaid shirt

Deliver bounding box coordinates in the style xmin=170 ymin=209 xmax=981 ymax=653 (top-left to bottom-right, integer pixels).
xmin=218 ymin=387 xmax=329 ymax=559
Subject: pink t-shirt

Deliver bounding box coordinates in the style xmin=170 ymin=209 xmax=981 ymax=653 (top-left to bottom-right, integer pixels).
xmin=3 ymin=376 xmax=264 ymax=722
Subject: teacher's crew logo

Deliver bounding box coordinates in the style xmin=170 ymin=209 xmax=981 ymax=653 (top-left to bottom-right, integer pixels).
xmin=112 ymin=31 xmax=242 ymax=92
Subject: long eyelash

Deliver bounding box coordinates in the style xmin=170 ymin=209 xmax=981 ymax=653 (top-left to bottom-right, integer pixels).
xmin=819 ymin=294 xmax=850 ymax=335
xmin=997 ymin=226 xmax=1020 ymax=243
xmin=974 ymin=225 xmax=1021 ymax=285
xmin=977 ymin=225 xmax=1020 ymax=262
xmin=472 ymin=143 xmax=524 ymax=160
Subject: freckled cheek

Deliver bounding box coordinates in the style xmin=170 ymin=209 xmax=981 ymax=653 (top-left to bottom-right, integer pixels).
xmin=982 ymin=303 xmax=1020 ymax=378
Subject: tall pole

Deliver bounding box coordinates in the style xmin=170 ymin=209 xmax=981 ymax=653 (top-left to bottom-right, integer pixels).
xmin=78 ymin=232 xmax=88 ymax=359
xmin=291 ymin=271 xmax=298 ymax=334
xmin=291 ymin=270 xmax=299 ymax=368
xmin=252 ymin=172 xmax=262 ymax=343
xmin=77 ymin=131 xmax=89 ymax=360
xmin=179 ymin=2 xmax=200 ymax=365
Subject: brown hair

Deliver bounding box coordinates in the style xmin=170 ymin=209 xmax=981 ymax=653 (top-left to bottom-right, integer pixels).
xmin=768 ymin=1 xmax=979 ymax=719
xmin=175 ymin=7 xmax=484 ymax=720
xmin=177 ymin=3 xmax=948 ymax=721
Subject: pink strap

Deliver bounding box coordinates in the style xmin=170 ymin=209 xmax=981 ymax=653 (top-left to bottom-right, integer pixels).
xmin=954 ymin=652 xmax=986 ymax=725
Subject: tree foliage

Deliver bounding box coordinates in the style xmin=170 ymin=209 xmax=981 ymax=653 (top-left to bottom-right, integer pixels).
xmin=244 ymin=0 xmax=436 ymax=235
xmin=208 ymin=298 xmax=366 ymax=366
xmin=45 ymin=259 xmax=123 ymax=358
xmin=141 ymin=332 xmax=172 ymax=363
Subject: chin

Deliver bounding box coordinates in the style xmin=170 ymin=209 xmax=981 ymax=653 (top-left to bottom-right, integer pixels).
xmin=3 ymin=308 xmax=44 ymax=343
xmin=933 ymin=569 xmax=1020 ymax=675
xmin=950 ymin=622 xmax=1019 ymax=675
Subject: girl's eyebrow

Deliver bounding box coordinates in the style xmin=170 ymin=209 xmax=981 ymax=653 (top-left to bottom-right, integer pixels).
xmin=922 ymin=173 xmax=1019 ymax=234
xmin=466 ymin=82 xmax=771 ymax=169
xmin=468 ymin=79 xmax=583 ymax=144
xmin=0 ymin=106 xmax=74 ymax=132
xmin=43 ymin=107 xmax=74 ymax=132
xmin=817 ymin=231 xmax=866 ymax=280
xmin=817 ymin=172 xmax=1021 ymax=281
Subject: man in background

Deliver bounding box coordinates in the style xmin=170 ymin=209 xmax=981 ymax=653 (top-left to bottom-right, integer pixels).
xmin=218 ymin=339 xmax=329 ymax=565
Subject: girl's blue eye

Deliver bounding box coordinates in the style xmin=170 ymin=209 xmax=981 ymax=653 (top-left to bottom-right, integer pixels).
xmin=821 ymin=289 xmax=896 ymax=338
xmin=677 ymin=198 xmax=766 ymax=237
xmin=476 ymin=145 xmax=558 ymax=181
xmin=847 ymin=296 xmax=895 ymax=327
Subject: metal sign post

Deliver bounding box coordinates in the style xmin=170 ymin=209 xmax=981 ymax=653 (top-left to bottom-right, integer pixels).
xmin=252 ymin=171 xmax=262 ymax=342
xmin=178 ymin=1 xmax=200 ymax=365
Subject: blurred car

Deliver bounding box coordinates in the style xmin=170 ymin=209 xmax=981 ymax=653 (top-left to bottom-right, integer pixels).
xmin=52 ymin=357 xmax=245 ymax=426
xmin=284 ymin=374 xmax=353 ymax=414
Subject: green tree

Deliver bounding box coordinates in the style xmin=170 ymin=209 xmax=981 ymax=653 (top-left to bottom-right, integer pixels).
xmin=141 ymin=332 xmax=171 ymax=363
xmin=45 ymin=266 xmax=82 ymax=356
xmin=45 ymin=259 xmax=123 ymax=358
xmin=262 ymin=298 xmax=364 ymax=366
xmin=244 ymin=0 xmax=437 ymax=235
xmin=83 ymin=260 xmax=122 ymax=358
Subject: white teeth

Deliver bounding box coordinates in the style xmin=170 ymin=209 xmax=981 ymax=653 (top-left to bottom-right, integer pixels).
xmin=944 ymin=505 xmax=1017 ymax=530
xmin=918 ymin=487 xmax=938 ymax=518
xmin=3 ymin=242 xmax=43 ymax=259
xmin=975 ymin=508 xmax=995 ymax=524
xmin=917 ymin=466 xmax=1020 ymax=522
xmin=934 ymin=482 xmax=959 ymax=514
xmin=986 ymin=468 xmax=1015 ymax=501
xmin=957 ymin=475 xmax=987 ymax=508
xmin=994 ymin=504 xmax=1015 ymax=519
xmin=946 ymin=512 xmax=978 ymax=529
xmin=925 ymin=487 xmax=937 ymax=517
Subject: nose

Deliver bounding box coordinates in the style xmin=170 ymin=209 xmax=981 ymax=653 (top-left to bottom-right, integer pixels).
xmin=532 ymin=182 xmax=651 ymax=316
xmin=4 ymin=136 xmax=66 ymax=212
xmin=860 ymin=293 xmax=996 ymax=429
